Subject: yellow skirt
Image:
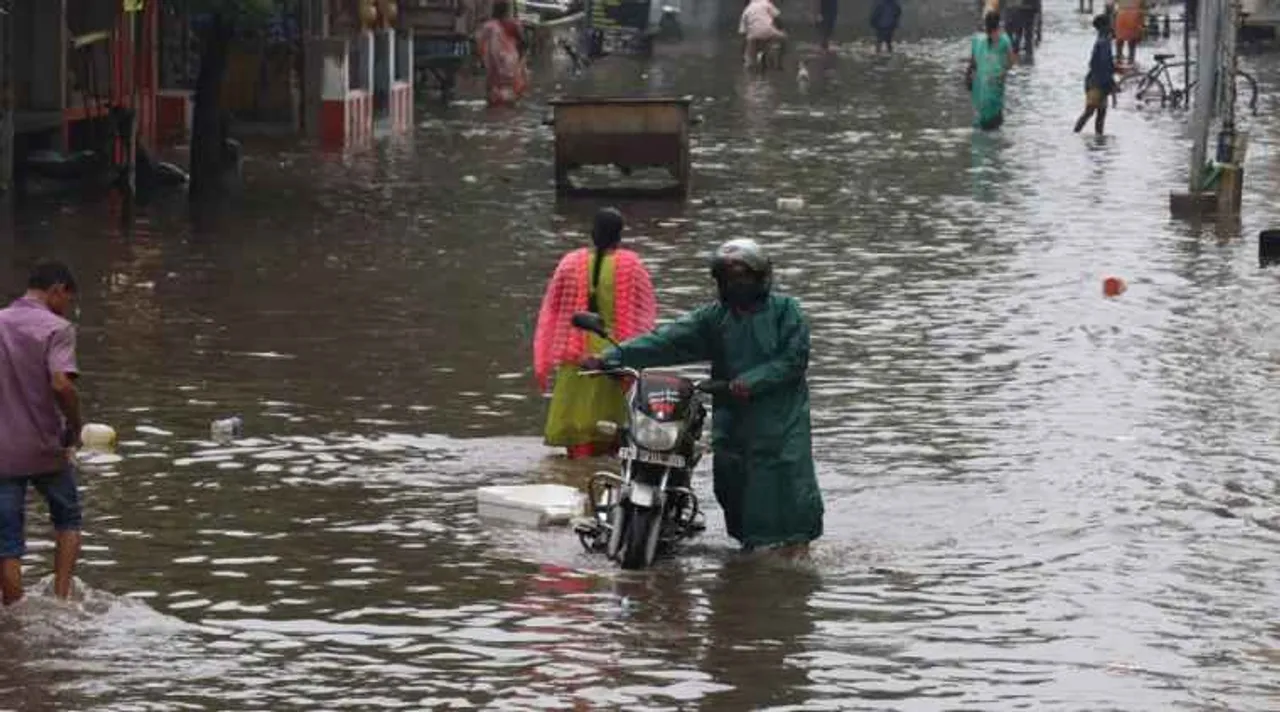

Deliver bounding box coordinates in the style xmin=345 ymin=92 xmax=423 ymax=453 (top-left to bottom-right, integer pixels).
xmin=543 ymin=365 xmax=628 ymax=448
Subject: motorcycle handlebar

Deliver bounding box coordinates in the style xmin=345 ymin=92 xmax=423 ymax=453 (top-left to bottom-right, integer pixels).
xmin=578 ymin=370 xmax=727 ymax=396
xmin=578 ymin=367 xmax=640 ymax=379
xmin=696 ymin=379 xmax=729 ymax=395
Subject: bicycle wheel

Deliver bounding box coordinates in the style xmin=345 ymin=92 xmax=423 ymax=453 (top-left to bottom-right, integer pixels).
xmin=1187 ymin=70 xmax=1261 ymax=116
xmin=1116 ymin=71 xmax=1167 ymax=108
xmin=1163 ymin=61 xmax=1194 ymax=108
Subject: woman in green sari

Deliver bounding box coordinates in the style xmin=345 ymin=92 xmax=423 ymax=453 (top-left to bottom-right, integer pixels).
xmin=533 ymin=209 xmax=657 ymax=459
xmin=967 ymin=11 xmax=1016 ymax=130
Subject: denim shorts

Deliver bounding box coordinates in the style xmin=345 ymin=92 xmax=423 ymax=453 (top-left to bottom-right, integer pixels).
xmin=0 ymin=467 xmax=83 ymax=559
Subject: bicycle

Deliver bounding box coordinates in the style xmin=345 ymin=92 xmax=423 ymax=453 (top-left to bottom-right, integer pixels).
xmin=1112 ymin=52 xmax=1260 ymax=115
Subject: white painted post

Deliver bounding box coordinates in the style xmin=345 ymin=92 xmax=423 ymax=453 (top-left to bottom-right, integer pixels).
xmin=321 ymin=40 xmax=349 ymax=102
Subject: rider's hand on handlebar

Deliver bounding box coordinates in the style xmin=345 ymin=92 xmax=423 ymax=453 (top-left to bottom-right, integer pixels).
xmin=729 ymin=379 xmax=751 ymax=401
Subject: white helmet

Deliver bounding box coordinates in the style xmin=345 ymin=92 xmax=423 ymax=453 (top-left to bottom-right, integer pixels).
xmin=711 ymin=238 xmax=773 ymax=288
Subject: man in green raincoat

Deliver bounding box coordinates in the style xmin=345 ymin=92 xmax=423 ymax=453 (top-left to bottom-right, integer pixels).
xmin=588 ymin=239 xmax=824 ymax=553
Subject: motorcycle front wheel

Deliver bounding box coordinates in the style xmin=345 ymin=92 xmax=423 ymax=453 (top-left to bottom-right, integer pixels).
xmin=620 ymin=504 xmax=663 ymax=570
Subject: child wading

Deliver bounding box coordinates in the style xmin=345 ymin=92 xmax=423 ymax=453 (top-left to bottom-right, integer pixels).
xmin=739 ymin=0 xmax=785 ymax=69
xmin=1074 ymin=14 xmax=1117 ymax=135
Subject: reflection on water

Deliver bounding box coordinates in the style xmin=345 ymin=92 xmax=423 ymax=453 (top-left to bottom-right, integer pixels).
xmin=3 ymin=5 xmax=1280 ymax=710
xmin=701 ymin=557 xmax=819 ymax=711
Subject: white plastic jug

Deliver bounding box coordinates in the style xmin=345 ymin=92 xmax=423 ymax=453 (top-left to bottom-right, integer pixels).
xmin=80 ymin=423 xmax=118 ymax=452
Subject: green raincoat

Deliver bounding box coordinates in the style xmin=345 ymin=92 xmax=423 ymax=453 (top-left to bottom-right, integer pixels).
xmin=604 ymin=294 xmax=824 ymax=550
xmin=970 ymin=31 xmax=1014 ymax=130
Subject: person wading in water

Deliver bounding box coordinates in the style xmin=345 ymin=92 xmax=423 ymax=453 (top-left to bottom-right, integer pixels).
xmin=1074 ymin=14 xmax=1118 ymax=135
xmin=870 ymin=0 xmax=902 ymax=53
xmin=817 ymin=0 xmax=839 ymax=51
xmin=534 ymin=208 xmax=657 ymax=459
xmin=585 ymin=239 xmax=825 ymax=557
xmin=476 ymin=0 xmax=529 ymax=106
xmin=967 ymin=11 xmax=1016 ymax=131
xmin=0 ymin=261 xmax=85 ymax=605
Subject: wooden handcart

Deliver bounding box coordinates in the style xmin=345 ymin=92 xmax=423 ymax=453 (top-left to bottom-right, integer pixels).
xmin=546 ymin=96 xmax=695 ymax=198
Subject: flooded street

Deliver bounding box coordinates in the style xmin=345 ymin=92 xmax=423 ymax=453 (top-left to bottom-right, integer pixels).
xmin=6 ymin=4 xmax=1280 ymax=710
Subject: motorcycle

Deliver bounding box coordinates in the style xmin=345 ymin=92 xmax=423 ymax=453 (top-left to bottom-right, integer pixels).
xmin=568 ymin=312 xmax=721 ymax=569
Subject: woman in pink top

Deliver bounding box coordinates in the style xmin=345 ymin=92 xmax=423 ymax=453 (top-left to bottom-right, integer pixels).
xmin=476 ymin=0 xmax=529 ymax=106
xmin=533 ymin=209 xmax=656 ymax=459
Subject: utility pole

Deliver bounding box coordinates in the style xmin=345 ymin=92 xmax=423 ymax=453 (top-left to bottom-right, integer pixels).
xmin=1218 ymin=0 xmax=1240 ymax=155
xmin=1182 ymin=0 xmax=1191 ymax=101
xmin=1214 ymin=0 xmax=1245 ymax=215
xmin=1172 ymin=0 xmax=1246 ymax=218
xmin=1187 ymin=0 xmax=1219 ymax=193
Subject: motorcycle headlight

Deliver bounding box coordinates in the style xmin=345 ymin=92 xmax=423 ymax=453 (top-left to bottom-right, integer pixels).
xmin=632 ymin=412 xmax=681 ymax=451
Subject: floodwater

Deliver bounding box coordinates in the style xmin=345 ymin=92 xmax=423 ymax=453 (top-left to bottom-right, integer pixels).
xmin=5 ymin=6 xmax=1280 ymax=711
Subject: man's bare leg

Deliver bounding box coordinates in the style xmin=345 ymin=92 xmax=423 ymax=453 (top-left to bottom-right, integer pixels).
xmin=52 ymin=530 xmax=80 ymax=599
xmin=1 ymin=558 xmax=22 ymax=605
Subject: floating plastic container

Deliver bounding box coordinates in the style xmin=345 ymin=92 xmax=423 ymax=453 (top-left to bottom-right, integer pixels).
xmin=80 ymin=423 xmax=117 ymax=452
xmin=776 ymin=197 xmax=805 ymax=211
xmin=211 ymin=416 xmax=244 ymax=443
xmin=476 ymin=484 xmax=586 ymax=528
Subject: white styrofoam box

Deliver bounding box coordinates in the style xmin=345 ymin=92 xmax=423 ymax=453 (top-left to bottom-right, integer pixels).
xmin=476 ymin=484 xmax=586 ymax=528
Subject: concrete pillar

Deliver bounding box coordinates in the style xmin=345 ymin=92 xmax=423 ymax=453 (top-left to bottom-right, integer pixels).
xmin=317 ymin=36 xmax=373 ymax=150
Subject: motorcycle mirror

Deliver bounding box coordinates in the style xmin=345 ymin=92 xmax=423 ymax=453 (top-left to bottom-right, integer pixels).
xmin=571 ymin=312 xmax=608 ymax=337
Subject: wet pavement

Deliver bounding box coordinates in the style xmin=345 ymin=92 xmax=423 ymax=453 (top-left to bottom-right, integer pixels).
xmin=4 ymin=5 xmax=1280 ymax=711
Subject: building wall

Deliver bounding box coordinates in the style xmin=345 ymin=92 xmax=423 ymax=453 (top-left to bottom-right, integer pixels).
xmin=0 ymin=2 xmax=12 ymax=194
xmin=15 ymin=0 xmax=65 ymax=111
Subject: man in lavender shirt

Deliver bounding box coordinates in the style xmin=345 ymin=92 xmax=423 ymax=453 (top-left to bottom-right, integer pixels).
xmin=0 ymin=261 xmax=84 ymax=605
